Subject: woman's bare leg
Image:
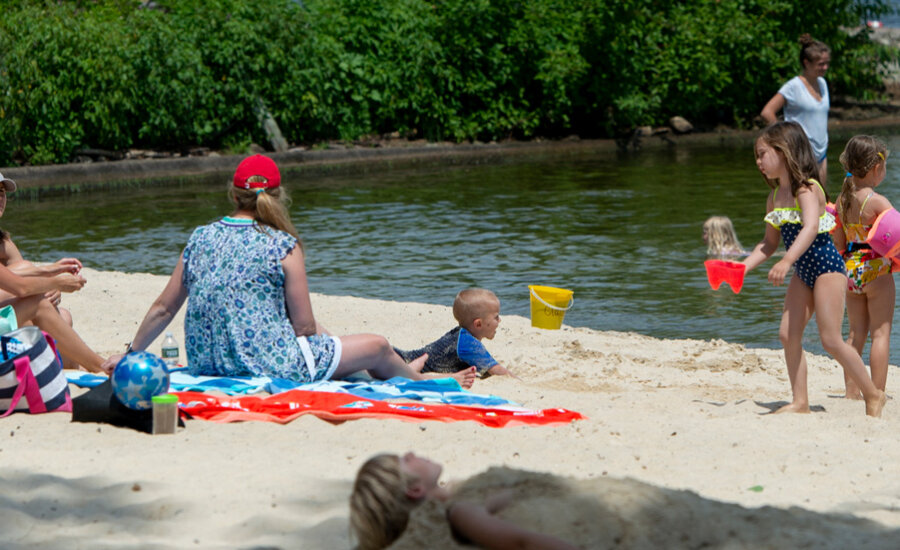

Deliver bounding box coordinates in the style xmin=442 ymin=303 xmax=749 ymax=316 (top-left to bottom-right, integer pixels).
xmin=12 ymin=295 xmax=105 ymax=373
xmin=332 ymin=334 xmax=475 ymax=388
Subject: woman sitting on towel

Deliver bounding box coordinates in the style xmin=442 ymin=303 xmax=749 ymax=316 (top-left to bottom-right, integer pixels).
xmin=0 ymin=172 xmax=108 ymax=373
xmin=100 ymin=155 xmax=476 ymax=388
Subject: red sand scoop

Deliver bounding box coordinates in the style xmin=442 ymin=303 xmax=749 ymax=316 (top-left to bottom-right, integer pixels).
xmin=704 ymin=260 xmax=746 ymax=294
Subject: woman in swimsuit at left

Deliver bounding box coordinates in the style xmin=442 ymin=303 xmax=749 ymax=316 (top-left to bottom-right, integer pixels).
xmin=832 ymin=135 xmax=893 ymax=399
xmin=740 ymin=121 xmax=886 ymax=417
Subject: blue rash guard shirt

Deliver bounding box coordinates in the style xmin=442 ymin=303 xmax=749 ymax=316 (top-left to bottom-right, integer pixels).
xmin=394 ymin=326 xmax=498 ymax=374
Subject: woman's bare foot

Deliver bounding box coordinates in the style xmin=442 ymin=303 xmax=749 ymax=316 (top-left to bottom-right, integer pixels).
xmin=774 ymin=401 xmax=810 ymax=414
xmin=408 ymin=353 xmax=428 ymax=373
xmin=865 ymin=390 xmax=887 ymax=418
xmin=844 ymin=381 xmax=863 ymax=400
xmin=452 ymin=367 xmax=478 ymax=389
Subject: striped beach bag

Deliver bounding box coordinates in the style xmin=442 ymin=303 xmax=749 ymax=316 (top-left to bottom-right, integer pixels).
xmin=0 ymin=326 xmax=72 ymax=416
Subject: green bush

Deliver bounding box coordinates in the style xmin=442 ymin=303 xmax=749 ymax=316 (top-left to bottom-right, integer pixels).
xmin=0 ymin=0 xmax=894 ymax=165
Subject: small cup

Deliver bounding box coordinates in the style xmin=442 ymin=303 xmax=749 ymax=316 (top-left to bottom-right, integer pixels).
xmin=151 ymin=394 xmax=179 ymax=435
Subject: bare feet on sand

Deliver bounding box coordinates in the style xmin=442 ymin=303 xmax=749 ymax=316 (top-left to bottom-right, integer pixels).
xmin=866 ymin=390 xmax=887 ymax=418
xmin=844 ymin=381 xmax=863 ymax=400
xmin=774 ymin=402 xmax=811 ymax=414
xmin=453 ymin=366 xmax=478 ymax=389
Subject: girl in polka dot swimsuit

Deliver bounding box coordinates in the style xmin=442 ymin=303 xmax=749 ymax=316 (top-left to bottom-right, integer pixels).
xmin=741 ymin=121 xmax=886 ymax=417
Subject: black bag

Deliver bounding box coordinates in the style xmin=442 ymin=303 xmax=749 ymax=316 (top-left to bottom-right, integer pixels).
xmin=72 ymin=379 xmax=184 ymax=434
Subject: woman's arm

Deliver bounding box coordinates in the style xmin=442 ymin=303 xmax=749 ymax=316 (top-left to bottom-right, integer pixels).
xmin=0 ymin=261 xmax=84 ymax=297
xmin=282 ymin=244 xmax=317 ymax=337
xmin=8 ymin=258 xmax=83 ymax=277
xmin=448 ymin=501 xmax=577 ymax=550
xmin=760 ymin=92 xmax=786 ymax=124
xmin=768 ymin=187 xmax=819 ymax=286
xmin=101 ymin=255 xmax=188 ymax=372
xmin=0 ymin=235 xmax=83 ymax=277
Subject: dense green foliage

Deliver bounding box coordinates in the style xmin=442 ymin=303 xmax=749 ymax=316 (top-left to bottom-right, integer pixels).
xmin=0 ymin=0 xmax=894 ymax=165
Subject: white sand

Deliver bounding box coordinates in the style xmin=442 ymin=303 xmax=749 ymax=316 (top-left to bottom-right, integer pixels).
xmin=1 ymin=268 xmax=898 ymax=549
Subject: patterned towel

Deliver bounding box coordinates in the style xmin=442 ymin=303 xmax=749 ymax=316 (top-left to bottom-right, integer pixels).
xmin=66 ymin=370 xmax=517 ymax=408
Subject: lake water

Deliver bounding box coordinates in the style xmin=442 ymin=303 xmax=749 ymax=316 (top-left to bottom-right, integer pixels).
xmin=6 ymin=132 xmax=900 ymax=363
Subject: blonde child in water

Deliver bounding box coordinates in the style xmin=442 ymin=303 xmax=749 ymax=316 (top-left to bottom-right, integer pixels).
xmin=703 ymin=216 xmax=747 ymax=258
xmin=741 ymin=121 xmax=885 ymax=417
xmin=832 ymin=135 xmax=894 ymax=399
xmin=394 ymin=288 xmax=514 ymax=379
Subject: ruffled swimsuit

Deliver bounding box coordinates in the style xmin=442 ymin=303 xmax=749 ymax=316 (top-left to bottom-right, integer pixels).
xmin=840 ymin=191 xmax=892 ymax=294
xmin=764 ymin=181 xmax=845 ymax=288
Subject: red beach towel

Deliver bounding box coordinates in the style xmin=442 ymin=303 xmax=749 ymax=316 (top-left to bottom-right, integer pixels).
xmin=173 ymin=389 xmax=585 ymax=427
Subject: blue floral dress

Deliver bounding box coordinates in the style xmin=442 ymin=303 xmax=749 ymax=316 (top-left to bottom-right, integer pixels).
xmin=181 ymin=217 xmax=340 ymax=382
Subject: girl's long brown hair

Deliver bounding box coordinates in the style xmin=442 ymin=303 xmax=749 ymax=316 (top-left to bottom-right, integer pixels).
xmin=757 ymin=121 xmax=827 ymax=201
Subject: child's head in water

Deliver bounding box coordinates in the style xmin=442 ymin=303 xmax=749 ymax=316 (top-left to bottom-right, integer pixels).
xmin=838 ymin=135 xmax=888 ymax=218
xmin=453 ymin=288 xmax=501 ymax=340
xmin=703 ymin=216 xmax=744 ymax=257
xmin=755 ymin=121 xmax=822 ymax=197
xmin=349 ymin=453 xmax=444 ymax=550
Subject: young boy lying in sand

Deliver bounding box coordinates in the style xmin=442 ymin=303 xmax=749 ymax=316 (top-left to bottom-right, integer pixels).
xmin=394 ymin=288 xmax=515 ymax=379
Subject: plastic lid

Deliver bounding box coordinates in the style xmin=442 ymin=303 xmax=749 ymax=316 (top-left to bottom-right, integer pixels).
xmin=152 ymin=394 xmax=179 ymax=404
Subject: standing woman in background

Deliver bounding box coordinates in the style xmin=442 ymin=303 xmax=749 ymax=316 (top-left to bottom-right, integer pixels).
xmin=761 ymin=34 xmax=831 ymax=183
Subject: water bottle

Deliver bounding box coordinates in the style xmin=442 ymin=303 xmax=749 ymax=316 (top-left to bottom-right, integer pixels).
xmin=161 ymin=332 xmax=180 ymax=368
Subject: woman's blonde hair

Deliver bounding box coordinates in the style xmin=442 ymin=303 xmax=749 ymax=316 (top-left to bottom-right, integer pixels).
xmin=757 ymin=121 xmax=825 ymax=200
xmin=349 ymin=454 xmax=418 ymax=550
xmin=703 ymin=216 xmax=743 ymax=256
xmin=838 ymin=135 xmax=888 ymax=222
xmin=228 ymin=177 xmax=301 ymax=243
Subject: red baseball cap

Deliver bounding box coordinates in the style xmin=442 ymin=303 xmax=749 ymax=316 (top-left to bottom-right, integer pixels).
xmin=233 ymin=154 xmax=281 ymax=189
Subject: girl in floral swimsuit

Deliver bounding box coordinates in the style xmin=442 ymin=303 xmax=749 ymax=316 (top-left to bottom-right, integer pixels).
xmin=741 ymin=122 xmax=886 ymax=417
xmin=833 ymin=135 xmax=893 ymax=397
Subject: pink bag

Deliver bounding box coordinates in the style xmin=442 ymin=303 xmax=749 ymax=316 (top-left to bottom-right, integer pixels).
xmin=0 ymin=326 xmax=72 ymax=416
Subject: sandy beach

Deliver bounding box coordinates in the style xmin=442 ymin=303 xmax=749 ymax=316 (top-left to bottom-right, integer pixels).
xmin=1 ymin=267 xmax=899 ymax=549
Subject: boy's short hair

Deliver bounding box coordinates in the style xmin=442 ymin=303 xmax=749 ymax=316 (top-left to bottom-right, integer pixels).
xmin=453 ymin=288 xmax=499 ymax=327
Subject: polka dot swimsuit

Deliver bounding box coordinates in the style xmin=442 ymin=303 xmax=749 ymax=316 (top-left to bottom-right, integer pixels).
xmin=778 ymin=223 xmax=845 ymax=288
xmin=764 ymin=181 xmax=846 ymax=289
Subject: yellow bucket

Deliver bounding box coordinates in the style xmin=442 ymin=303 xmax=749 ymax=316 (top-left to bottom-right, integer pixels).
xmin=529 ymin=285 xmax=574 ymax=330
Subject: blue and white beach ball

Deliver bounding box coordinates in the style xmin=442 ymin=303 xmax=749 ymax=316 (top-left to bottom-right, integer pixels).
xmin=111 ymin=351 xmax=170 ymax=410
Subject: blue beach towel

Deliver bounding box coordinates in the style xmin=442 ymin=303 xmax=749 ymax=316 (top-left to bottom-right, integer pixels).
xmin=65 ymin=370 xmax=517 ymax=408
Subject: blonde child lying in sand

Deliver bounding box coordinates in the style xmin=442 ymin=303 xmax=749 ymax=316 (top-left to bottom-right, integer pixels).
xmin=394 ymin=288 xmax=515 ymax=380
xmin=350 ymin=452 xmax=577 ymax=550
